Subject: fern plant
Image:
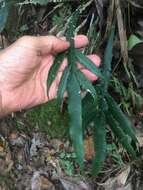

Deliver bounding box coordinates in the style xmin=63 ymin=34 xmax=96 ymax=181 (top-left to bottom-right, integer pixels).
xmin=47 ymin=9 xmax=139 ymax=175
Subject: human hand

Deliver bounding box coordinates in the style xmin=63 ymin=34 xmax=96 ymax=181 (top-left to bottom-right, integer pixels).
xmin=0 ymin=35 xmax=101 ymax=116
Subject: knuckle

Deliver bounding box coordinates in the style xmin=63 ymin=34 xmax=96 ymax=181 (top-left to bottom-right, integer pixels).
xmin=18 ymin=35 xmax=31 ymax=44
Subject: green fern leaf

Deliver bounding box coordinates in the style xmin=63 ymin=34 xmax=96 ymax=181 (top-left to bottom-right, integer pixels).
xmin=106 ymin=113 xmax=137 ymax=159
xmin=75 ymin=49 xmax=103 ymax=79
xmin=67 ymin=73 xmax=84 ymax=169
xmin=106 ymin=94 xmax=138 ymax=144
xmin=64 ymin=9 xmax=84 ymax=169
xmin=57 ymin=65 xmax=71 ymax=100
xmin=82 ymin=94 xmax=96 ymax=129
xmin=103 ymin=25 xmax=115 ymax=80
xmin=76 ymin=70 xmax=96 ymax=99
xmin=47 ymin=52 xmax=65 ymax=96
xmin=66 ymin=8 xmax=79 ymax=44
xmin=92 ymin=112 xmax=106 ymax=176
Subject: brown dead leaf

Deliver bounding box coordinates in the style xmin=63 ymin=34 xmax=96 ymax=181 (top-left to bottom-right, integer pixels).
xmin=40 ymin=175 xmax=55 ymax=189
xmin=0 ymin=145 xmax=4 ymax=152
xmin=104 ymin=0 xmax=115 ymax=39
xmin=84 ymin=136 xmax=95 ymax=161
xmin=31 ymin=172 xmax=55 ymax=190
xmin=59 ymin=178 xmax=91 ymax=190
xmin=116 ymin=183 xmax=132 ymax=190
xmin=116 ymin=0 xmax=128 ymax=64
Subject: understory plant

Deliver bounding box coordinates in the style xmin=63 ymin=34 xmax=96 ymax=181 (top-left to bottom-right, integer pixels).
xmin=47 ymin=9 xmax=139 ymax=175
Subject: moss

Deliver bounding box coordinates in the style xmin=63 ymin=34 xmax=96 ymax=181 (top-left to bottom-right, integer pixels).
xmin=26 ymin=100 xmax=69 ymax=139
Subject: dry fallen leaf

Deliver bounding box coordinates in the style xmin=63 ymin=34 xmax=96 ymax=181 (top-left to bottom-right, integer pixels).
xmin=31 ymin=171 xmax=55 ymax=190
xmin=0 ymin=144 xmax=4 ymax=152
xmin=116 ymin=0 xmax=128 ymax=64
xmin=59 ymin=178 xmax=91 ymax=190
xmin=117 ymin=166 xmax=130 ymax=186
xmin=116 ymin=183 xmax=132 ymax=190
xmin=84 ymin=136 xmax=95 ymax=161
xmin=40 ymin=175 xmax=55 ymax=189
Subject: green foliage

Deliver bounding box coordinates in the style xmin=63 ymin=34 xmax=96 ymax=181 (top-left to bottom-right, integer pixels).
xmin=59 ymin=151 xmax=76 ymax=176
xmin=92 ymin=111 xmax=106 ymax=176
xmin=47 ymin=52 xmax=65 ymax=96
xmin=111 ymin=77 xmax=143 ymax=114
xmin=57 ymin=65 xmax=71 ymax=100
xmin=76 ymin=70 xmax=96 ymax=99
xmin=106 ymin=113 xmax=137 ymax=159
xmin=75 ymin=49 xmax=102 ymax=79
xmin=106 ymin=94 xmax=138 ymax=143
xmin=107 ymin=143 xmax=124 ymax=166
xmin=67 ymin=73 xmax=83 ymax=169
xmin=52 ymin=4 xmax=72 ymax=27
xmin=82 ymin=25 xmax=138 ymax=175
xmin=51 ymin=16 xmax=137 ymax=175
xmin=47 ymin=9 xmax=101 ymax=170
xmin=128 ymin=34 xmax=142 ymax=50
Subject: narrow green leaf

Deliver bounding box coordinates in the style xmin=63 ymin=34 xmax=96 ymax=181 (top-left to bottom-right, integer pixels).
xmin=103 ymin=25 xmax=115 ymax=80
xmin=92 ymin=112 xmax=106 ymax=176
xmin=75 ymin=49 xmax=103 ymax=79
xmin=128 ymin=34 xmax=142 ymax=50
xmin=66 ymin=9 xmax=79 ymax=70
xmin=66 ymin=9 xmax=79 ymax=44
xmin=82 ymin=94 xmax=96 ymax=129
xmin=67 ymin=47 xmax=77 ymax=70
xmin=67 ymin=73 xmax=84 ymax=169
xmin=76 ymin=70 xmax=96 ymax=99
xmin=47 ymin=52 xmax=65 ymax=96
xmin=57 ymin=65 xmax=71 ymax=100
xmin=106 ymin=94 xmax=138 ymax=143
xmin=106 ymin=113 xmax=137 ymax=159
xmin=0 ymin=1 xmax=9 ymax=33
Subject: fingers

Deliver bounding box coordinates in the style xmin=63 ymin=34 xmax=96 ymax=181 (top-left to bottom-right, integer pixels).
xmin=17 ymin=35 xmax=69 ymax=55
xmin=18 ymin=35 xmax=89 ymax=55
xmin=74 ymin=35 xmax=89 ymax=48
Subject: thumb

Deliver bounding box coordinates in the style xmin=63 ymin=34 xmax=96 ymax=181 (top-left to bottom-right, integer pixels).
xmin=18 ymin=35 xmax=70 ymax=55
